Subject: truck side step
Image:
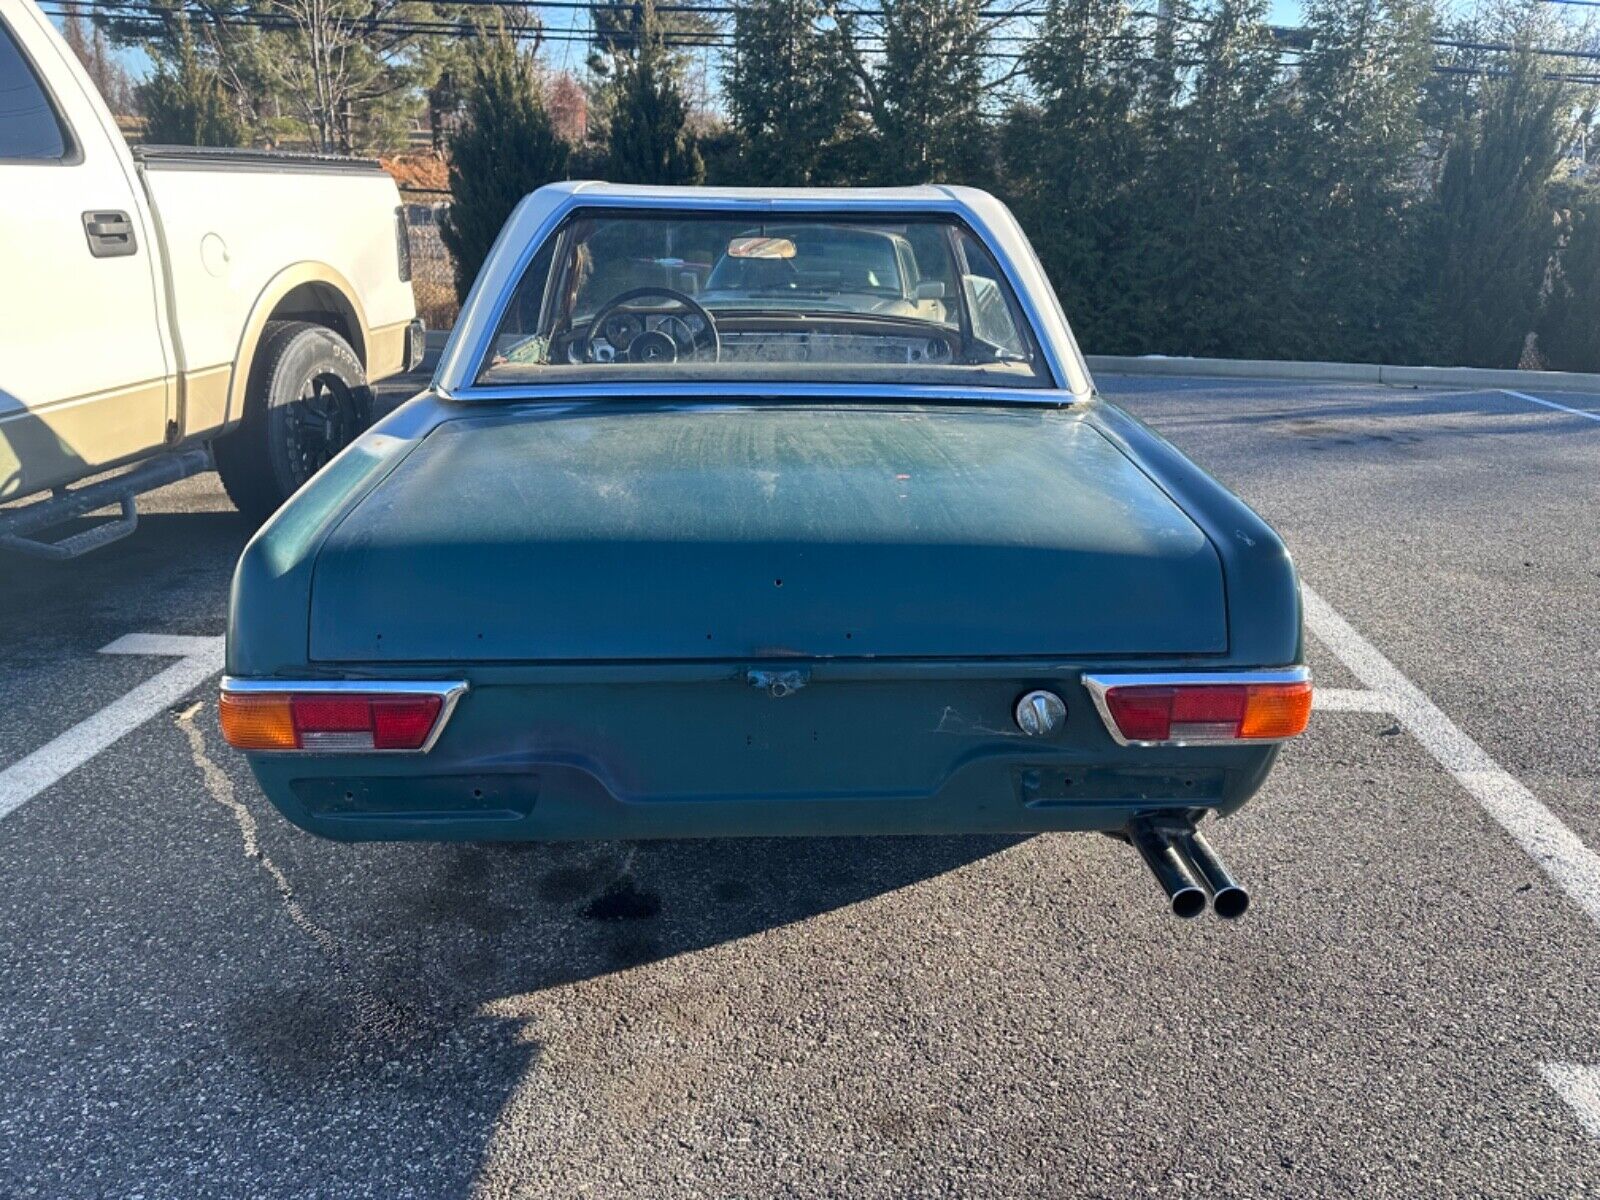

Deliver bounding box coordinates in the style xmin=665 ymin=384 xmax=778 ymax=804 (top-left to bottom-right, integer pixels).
xmin=0 ymin=448 xmax=213 ymax=560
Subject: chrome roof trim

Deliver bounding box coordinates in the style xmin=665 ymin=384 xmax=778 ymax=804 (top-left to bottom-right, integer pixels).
xmin=1082 ymin=667 xmax=1312 ymax=748
xmin=220 ymin=677 xmax=469 ymax=755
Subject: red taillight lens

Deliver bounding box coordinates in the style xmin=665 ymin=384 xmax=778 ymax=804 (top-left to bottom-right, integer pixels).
xmin=292 ymin=696 xmax=371 ymax=733
xmin=220 ymin=690 xmax=446 ymax=751
xmin=370 ymin=696 xmax=444 ymax=749
xmin=1102 ymin=680 xmax=1311 ymax=744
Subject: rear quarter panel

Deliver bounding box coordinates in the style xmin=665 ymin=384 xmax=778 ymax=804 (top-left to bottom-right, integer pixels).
xmin=227 ymin=394 xmax=442 ymax=677
xmin=1088 ymin=397 xmax=1303 ymax=667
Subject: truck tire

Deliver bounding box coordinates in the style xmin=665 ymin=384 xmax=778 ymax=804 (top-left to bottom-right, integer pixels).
xmin=214 ymin=320 xmax=372 ymax=523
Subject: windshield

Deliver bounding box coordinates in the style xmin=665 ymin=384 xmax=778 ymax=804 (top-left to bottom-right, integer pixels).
xmin=475 ymin=211 xmax=1048 ymax=389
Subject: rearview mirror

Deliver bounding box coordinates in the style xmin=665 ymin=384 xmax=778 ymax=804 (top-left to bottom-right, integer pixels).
xmin=728 ymin=236 xmax=797 ymax=260
xmin=914 ymin=281 xmax=946 ymax=301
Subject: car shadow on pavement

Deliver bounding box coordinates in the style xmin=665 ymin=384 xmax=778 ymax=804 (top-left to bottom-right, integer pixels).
xmin=0 ymin=509 xmax=251 ymax=648
xmin=203 ymin=817 xmax=1021 ymax=1193
xmin=244 ymin=831 xmax=1025 ymax=1069
xmin=219 ymin=819 xmax=1024 ymax=1070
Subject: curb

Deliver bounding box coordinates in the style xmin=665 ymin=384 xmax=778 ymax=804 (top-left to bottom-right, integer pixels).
xmin=417 ymin=334 xmax=1600 ymax=396
xmin=1084 ymin=354 xmax=1600 ymax=396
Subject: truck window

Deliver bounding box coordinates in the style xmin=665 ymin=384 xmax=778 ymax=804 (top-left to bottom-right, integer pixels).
xmin=0 ymin=17 xmax=70 ymax=160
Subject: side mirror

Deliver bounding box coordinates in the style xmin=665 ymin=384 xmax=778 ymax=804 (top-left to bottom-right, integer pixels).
xmin=914 ymin=281 xmax=946 ymax=301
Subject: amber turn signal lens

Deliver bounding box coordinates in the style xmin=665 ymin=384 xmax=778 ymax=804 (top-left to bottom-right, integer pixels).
xmin=1239 ymin=681 xmax=1313 ymax=739
xmin=1101 ymin=677 xmax=1313 ymax=743
xmin=218 ymin=692 xmax=297 ymax=750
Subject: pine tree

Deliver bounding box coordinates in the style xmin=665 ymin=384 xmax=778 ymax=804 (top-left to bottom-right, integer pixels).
xmin=1134 ymin=0 xmax=1297 ymax=358
xmin=140 ymin=24 xmax=246 ymax=147
xmin=724 ymin=0 xmax=858 ymax=186
xmin=1538 ymin=183 xmax=1600 ymax=371
xmin=601 ymin=2 xmax=704 ymax=185
xmin=870 ymin=0 xmax=991 ymax=185
xmin=1423 ymin=45 xmax=1570 ymax=367
xmin=440 ymin=27 xmax=570 ymax=302
xmin=1291 ymin=0 xmax=1435 ymax=362
xmin=1001 ymin=0 xmax=1142 ymax=352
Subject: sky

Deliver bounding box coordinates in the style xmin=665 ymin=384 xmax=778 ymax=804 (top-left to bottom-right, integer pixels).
xmin=56 ymin=0 xmax=1530 ymax=97
xmin=64 ymin=1 xmax=1317 ymax=87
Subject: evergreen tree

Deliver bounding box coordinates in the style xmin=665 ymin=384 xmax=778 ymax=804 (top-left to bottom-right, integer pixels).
xmin=870 ymin=0 xmax=991 ymax=184
xmin=602 ymin=2 xmax=704 ymax=185
xmin=1001 ymin=0 xmax=1143 ymax=351
xmin=1134 ymin=0 xmax=1296 ymax=357
xmin=1538 ymin=183 xmax=1600 ymax=371
xmin=1423 ymin=45 xmax=1571 ymax=367
xmin=140 ymin=23 xmax=246 ymax=146
xmin=440 ymin=27 xmax=570 ymax=302
xmin=1291 ymin=0 xmax=1435 ymax=362
xmin=724 ymin=0 xmax=859 ymax=185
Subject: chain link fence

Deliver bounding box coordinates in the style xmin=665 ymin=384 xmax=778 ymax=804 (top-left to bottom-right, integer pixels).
xmin=401 ymin=193 xmax=460 ymax=333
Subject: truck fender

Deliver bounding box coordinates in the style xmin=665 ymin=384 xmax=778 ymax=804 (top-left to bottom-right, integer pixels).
xmin=225 ymin=262 xmax=369 ymax=429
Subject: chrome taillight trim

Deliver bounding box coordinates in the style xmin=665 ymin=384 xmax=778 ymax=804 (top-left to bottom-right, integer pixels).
xmin=1081 ymin=667 xmax=1312 ymax=748
xmin=219 ymin=677 xmax=469 ymax=754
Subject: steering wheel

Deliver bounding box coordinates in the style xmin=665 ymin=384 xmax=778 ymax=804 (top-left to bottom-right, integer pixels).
xmin=581 ymin=287 xmax=720 ymax=365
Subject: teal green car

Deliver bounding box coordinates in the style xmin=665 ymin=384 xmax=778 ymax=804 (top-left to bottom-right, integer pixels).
xmin=222 ymin=184 xmax=1310 ymax=918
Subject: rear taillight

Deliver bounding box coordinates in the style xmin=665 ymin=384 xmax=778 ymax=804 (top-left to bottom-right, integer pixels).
xmin=1085 ymin=672 xmax=1311 ymax=745
xmin=219 ymin=682 xmax=463 ymax=752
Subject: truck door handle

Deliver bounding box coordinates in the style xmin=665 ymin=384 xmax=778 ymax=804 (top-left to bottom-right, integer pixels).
xmin=81 ymin=210 xmax=138 ymax=258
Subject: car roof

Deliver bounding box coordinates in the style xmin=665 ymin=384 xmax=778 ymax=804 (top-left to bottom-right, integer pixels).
xmin=548 ymin=181 xmax=964 ymax=204
xmin=435 ymin=183 xmax=1093 ymax=401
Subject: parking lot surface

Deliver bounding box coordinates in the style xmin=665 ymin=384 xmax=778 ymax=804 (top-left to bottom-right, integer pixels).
xmin=1 ymin=374 xmax=1597 ymax=1198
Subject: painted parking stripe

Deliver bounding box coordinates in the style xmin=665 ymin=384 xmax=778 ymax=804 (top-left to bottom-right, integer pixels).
xmin=1303 ymin=585 xmax=1600 ymax=924
xmin=1501 ymin=389 xmax=1600 ymax=423
xmin=1541 ymin=1064 xmax=1600 ymax=1140
xmin=0 ymin=635 xmax=223 ymax=823
xmin=1301 ymin=583 xmax=1600 ymax=1139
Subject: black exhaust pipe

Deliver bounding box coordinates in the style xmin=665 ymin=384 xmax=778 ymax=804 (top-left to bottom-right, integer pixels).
xmin=1127 ymin=820 xmax=1207 ymax=919
xmin=1170 ymin=828 xmax=1251 ymax=920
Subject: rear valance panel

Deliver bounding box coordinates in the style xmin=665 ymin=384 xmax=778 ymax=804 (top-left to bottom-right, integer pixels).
xmin=308 ymin=406 xmax=1226 ymax=662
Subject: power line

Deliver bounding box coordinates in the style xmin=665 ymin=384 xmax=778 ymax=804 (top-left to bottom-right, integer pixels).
xmin=54 ymin=0 xmax=1600 ymax=71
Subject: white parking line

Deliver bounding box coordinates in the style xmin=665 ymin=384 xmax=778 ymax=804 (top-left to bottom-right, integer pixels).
xmin=0 ymin=634 xmax=224 ymax=823
xmin=1301 ymin=583 xmax=1600 ymax=1140
xmin=3 ymin=603 xmax=1596 ymax=1136
xmin=1501 ymin=389 xmax=1600 ymax=423
xmin=1302 ymin=584 xmax=1600 ymax=924
xmin=1541 ymin=1064 xmax=1600 ymax=1140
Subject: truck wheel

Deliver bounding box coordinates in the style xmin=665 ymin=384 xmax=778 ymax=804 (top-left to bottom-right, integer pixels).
xmin=214 ymin=320 xmax=372 ymax=523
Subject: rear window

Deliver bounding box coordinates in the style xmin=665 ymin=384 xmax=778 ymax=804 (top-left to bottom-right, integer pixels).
xmin=0 ymin=18 xmax=69 ymax=161
xmin=476 ymin=211 xmax=1048 ymax=389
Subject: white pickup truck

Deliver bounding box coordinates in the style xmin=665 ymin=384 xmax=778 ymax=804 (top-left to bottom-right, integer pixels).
xmin=0 ymin=0 xmax=422 ymax=558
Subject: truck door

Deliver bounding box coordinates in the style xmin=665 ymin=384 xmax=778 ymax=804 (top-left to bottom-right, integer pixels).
xmin=0 ymin=0 xmax=170 ymax=501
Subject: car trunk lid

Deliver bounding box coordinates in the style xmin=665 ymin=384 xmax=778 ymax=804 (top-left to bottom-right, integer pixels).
xmin=308 ymin=404 xmax=1226 ymax=662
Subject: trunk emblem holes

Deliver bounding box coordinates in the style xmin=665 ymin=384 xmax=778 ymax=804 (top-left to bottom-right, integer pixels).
xmin=747 ymin=667 xmax=809 ymax=698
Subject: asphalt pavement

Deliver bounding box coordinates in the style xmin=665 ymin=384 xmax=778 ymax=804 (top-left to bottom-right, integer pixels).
xmin=0 ymin=372 xmax=1597 ymax=1198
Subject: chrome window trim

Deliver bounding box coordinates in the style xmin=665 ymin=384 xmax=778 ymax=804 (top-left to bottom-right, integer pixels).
xmin=220 ymin=677 xmax=469 ymax=754
xmin=1081 ymin=667 xmax=1312 ymax=747
xmin=438 ymin=188 xmax=1081 ymax=402
xmin=436 ymin=381 xmax=1076 ymax=407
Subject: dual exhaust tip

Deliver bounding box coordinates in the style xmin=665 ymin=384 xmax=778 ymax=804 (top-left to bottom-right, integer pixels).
xmin=1128 ymin=819 xmax=1250 ymax=920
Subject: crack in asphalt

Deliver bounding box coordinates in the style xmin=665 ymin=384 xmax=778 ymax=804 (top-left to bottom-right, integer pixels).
xmin=174 ymin=701 xmax=418 ymax=1043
